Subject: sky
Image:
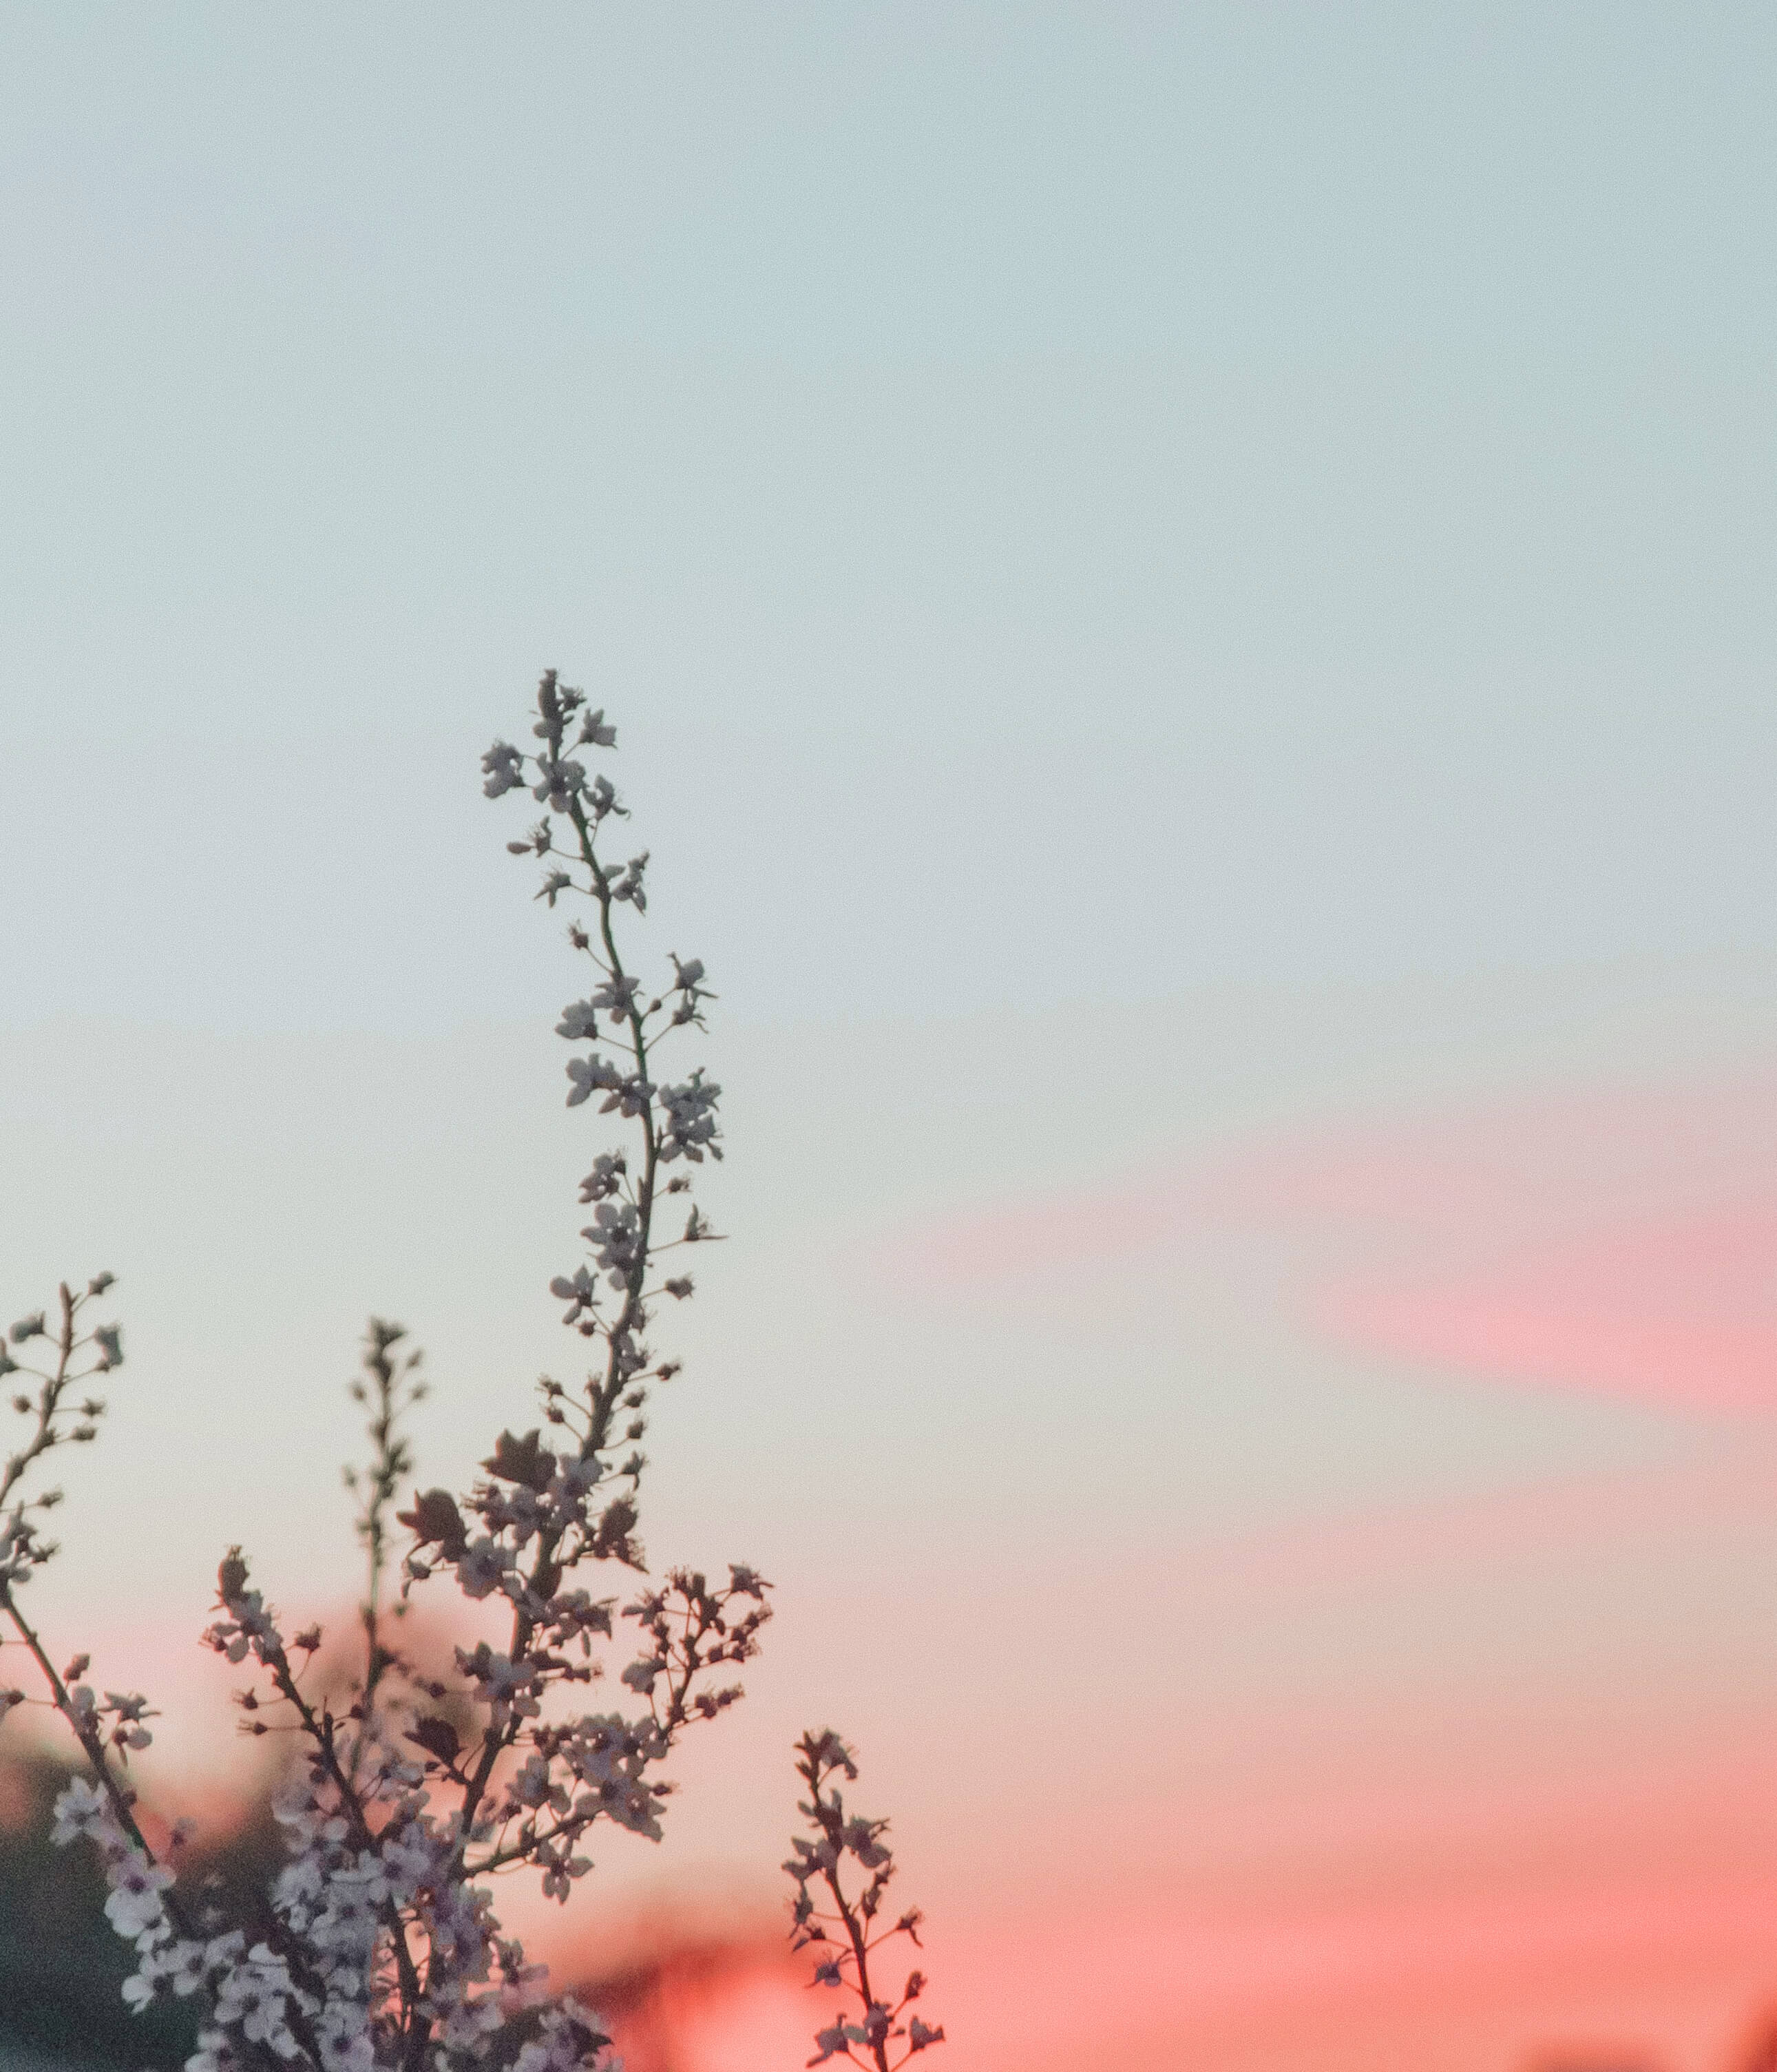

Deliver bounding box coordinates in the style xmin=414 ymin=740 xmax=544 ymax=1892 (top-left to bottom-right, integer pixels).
xmin=3 ymin=8 xmax=1777 ymax=2069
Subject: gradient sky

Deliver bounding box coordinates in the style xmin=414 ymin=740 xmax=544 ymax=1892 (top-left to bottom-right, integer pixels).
xmin=4 ymin=9 xmax=1777 ymax=2069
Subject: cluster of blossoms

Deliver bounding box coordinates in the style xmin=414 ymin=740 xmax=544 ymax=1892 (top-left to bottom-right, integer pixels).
xmin=0 ymin=673 xmax=941 ymax=2072
xmin=786 ymin=1733 xmax=945 ymax=2072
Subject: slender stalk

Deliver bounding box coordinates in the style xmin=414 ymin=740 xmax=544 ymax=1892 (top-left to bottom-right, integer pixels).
xmin=449 ymin=788 xmax=661 ymax=1861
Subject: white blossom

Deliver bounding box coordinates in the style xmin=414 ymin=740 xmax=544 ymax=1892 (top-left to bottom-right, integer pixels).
xmin=564 ymin=1053 xmax=624 ymax=1109
xmin=657 ymin=1071 xmax=721 ymax=1164
xmin=50 ymin=1775 xmax=112 ymax=1845
xmin=481 ymin=740 xmax=526 ymax=797
xmin=103 ymin=1852 xmax=174 ymax=1938
xmin=580 ymin=1201 xmax=642 ymax=1285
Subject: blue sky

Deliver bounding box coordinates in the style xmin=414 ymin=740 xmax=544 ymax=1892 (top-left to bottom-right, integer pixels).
xmin=3 ymin=3 xmax=1775 ymax=1034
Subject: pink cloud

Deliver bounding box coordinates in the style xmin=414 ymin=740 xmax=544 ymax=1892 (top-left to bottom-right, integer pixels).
xmin=1325 ymin=1204 xmax=1777 ymax=1414
xmin=883 ymin=1066 xmax=1777 ymax=1418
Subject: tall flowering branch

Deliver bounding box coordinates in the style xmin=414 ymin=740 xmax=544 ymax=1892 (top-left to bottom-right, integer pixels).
xmin=0 ymin=669 xmax=945 ymax=2072
xmin=0 ymin=676 xmax=753 ymax=2072
xmin=786 ymin=1733 xmax=945 ymax=2071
